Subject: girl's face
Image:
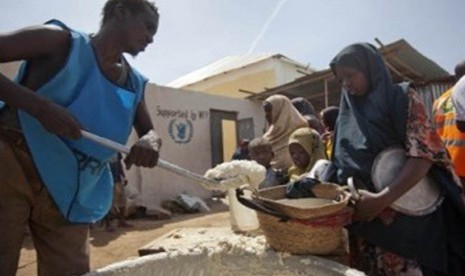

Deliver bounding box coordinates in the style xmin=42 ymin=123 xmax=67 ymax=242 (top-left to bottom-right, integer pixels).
xmin=335 ymin=65 xmax=369 ymax=96
xmin=289 ymin=143 xmax=310 ymax=169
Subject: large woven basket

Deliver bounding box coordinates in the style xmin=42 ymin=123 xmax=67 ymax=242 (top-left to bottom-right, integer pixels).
xmin=236 ymin=184 xmax=353 ymax=255
xmin=255 ymin=183 xmax=351 ymax=219
xmin=256 ymin=207 xmax=352 ymax=255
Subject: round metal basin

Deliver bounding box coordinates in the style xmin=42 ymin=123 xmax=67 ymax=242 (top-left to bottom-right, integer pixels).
xmin=84 ymin=227 xmax=364 ymax=276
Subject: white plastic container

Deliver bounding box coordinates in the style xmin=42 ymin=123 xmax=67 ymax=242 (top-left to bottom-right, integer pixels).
xmin=227 ymin=187 xmax=259 ymax=232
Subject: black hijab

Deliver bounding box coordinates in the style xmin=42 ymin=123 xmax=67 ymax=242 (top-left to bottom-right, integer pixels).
xmin=330 ymin=43 xmax=409 ymax=188
xmin=291 ymin=97 xmax=317 ymax=116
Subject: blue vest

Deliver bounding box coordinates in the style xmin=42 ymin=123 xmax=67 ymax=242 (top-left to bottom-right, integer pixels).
xmin=15 ymin=20 xmax=146 ymax=223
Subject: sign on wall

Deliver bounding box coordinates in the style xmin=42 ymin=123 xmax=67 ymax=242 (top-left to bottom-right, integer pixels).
xmin=155 ymin=105 xmax=209 ymax=144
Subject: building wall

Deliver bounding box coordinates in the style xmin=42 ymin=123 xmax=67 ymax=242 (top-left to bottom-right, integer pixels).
xmin=127 ymin=84 xmax=265 ymax=210
xmin=183 ymin=57 xmax=310 ymax=99
xmin=203 ymin=69 xmax=276 ymax=99
xmin=417 ymin=82 xmax=454 ymax=120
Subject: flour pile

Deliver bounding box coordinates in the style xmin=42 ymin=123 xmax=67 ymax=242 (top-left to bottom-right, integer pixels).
xmin=203 ymin=160 xmax=266 ymax=191
xmin=162 ymin=229 xmax=269 ymax=257
xmin=84 ymin=227 xmax=366 ymax=276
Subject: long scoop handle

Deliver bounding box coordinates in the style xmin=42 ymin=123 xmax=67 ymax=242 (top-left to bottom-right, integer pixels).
xmin=80 ymin=130 xmax=219 ymax=186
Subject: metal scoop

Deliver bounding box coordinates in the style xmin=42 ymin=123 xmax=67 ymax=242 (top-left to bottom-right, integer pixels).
xmin=80 ymin=130 xmax=220 ymax=188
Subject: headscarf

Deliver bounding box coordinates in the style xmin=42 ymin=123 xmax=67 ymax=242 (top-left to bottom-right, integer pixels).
xmin=329 ymin=43 xmax=409 ymax=187
xmin=262 ymin=95 xmax=308 ymax=170
xmin=290 ymin=97 xmax=317 ymax=116
xmin=291 ymin=97 xmax=325 ymax=133
xmin=287 ymin=127 xmax=327 ymax=181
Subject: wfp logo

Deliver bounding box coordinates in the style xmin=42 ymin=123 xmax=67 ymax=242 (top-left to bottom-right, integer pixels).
xmin=168 ymin=118 xmax=193 ymax=144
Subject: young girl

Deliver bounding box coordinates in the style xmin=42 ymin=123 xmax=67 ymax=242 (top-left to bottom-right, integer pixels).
xmin=330 ymin=43 xmax=465 ymax=275
xmin=287 ymin=127 xmax=327 ymax=182
xmin=320 ymin=106 xmax=339 ymax=159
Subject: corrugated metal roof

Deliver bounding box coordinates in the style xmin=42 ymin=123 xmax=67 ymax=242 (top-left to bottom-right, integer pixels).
xmin=167 ymin=53 xmax=310 ymax=88
xmin=379 ymin=39 xmax=450 ymax=83
xmin=247 ymin=39 xmax=452 ymax=112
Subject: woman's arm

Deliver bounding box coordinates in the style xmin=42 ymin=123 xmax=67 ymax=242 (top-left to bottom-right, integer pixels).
xmin=354 ymin=87 xmax=446 ymax=221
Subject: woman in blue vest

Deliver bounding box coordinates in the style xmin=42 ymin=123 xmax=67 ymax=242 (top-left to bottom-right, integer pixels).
xmin=0 ymin=0 xmax=161 ymax=275
xmin=330 ymin=43 xmax=465 ymax=275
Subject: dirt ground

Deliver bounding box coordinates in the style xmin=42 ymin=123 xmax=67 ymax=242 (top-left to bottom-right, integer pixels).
xmin=16 ymin=199 xmax=230 ymax=276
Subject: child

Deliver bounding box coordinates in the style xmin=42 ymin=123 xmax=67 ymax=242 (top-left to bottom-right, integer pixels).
xmin=287 ymin=127 xmax=327 ymax=182
xmin=248 ymin=137 xmax=287 ymax=189
xmin=103 ymin=153 xmax=133 ymax=231
xmin=231 ymin=138 xmax=250 ymax=160
xmin=320 ymin=106 xmax=339 ymax=159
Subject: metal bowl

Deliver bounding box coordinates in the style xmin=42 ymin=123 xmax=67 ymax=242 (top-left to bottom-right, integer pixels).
xmin=371 ymin=146 xmax=443 ymax=216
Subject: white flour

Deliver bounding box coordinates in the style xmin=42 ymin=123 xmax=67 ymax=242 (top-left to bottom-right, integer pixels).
xmin=203 ymin=160 xmax=266 ymax=191
xmin=85 ymin=228 xmax=365 ymax=276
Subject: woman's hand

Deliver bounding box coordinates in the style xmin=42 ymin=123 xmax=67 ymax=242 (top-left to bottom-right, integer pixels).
xmin=353 ymin=157 xmax=434 ymax=222
xmin=352 ymin=189 xmax=390 ymax=221
xmin=124 ymin=130 xmax=161 ymax=169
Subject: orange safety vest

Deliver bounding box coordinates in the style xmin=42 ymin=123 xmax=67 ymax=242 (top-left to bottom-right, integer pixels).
xmin=433 ymin=88 xmax=465 ymax=177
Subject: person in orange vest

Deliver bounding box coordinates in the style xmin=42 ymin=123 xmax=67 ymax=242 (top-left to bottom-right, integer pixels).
xmin=432 ymin=60 xmax=465 ymax=185
xmin=452 ymin=74 xmax=465 ymax=132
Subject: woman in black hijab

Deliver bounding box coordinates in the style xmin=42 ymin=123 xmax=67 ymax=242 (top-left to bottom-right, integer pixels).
xmin=330 ymin=43 xmax=465 ymax=275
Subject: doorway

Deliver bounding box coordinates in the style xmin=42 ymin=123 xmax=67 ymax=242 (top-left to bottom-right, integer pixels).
xmin=210 ymin=110 xmax=238 ymax=167
xmin=210 ymin=110 xmax=255 ymax=167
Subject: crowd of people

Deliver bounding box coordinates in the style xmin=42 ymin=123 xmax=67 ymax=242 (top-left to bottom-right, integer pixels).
xmin=1 ymin=0 xmax=464 ymax=275
xmin=231 ymin=45 xmax=465 ymax=275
